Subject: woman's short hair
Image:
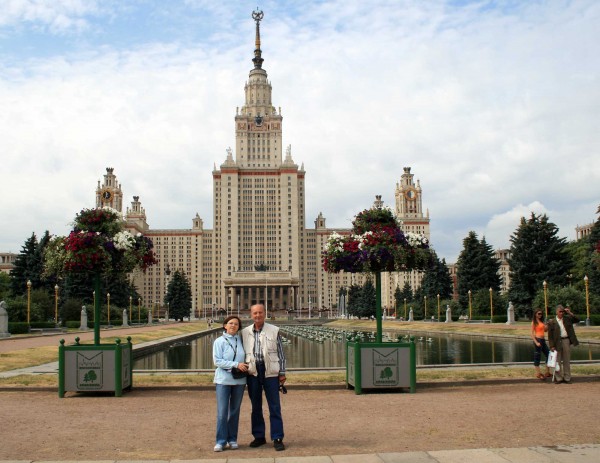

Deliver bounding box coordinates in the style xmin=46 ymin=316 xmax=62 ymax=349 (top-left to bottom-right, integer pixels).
xmin=222 ymin=315 xmax=243 ymax=330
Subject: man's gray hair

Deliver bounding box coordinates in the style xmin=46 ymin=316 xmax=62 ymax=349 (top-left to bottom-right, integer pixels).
xmin=555 ymin=304 xmax=565 ymax=314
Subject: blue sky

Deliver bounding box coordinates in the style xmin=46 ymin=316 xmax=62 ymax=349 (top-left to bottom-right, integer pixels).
xmin=1 ymin=0 xmax=599 ymax=262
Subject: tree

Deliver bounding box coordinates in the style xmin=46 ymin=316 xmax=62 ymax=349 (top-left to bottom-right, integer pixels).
xmin=456 ymin=231 xmax=501 ymax=308
xmin=508 ymin=213 xmax=572 ymax=315
xmin=0 ymin=272 xmax=10 ymax=301
xmin=164 ymin=270 xmax=192 ymax=321
xmin=357 ymin=278 xmax=376 ymax=319
xmin=420 ymin=253 xmax=454 ymax=300
xmin=10 ymin=233 xmax=39 ymax=296
xmin=347 ymin=284 xmax=362 ymax=317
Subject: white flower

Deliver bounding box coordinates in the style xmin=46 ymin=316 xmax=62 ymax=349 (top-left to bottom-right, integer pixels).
xmin=113 ymin=231 xmax=135 ymax=251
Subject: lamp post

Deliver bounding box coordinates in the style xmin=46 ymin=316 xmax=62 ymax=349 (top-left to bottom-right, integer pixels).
xmin=489 ymin=287 xmax=493 ymax=322
xmin=404 ymin=298 xmax=407 ymax=320
xmin=437 ymin=294 xmax=440 ymax=322
xmin=584 ymin=275 xmax=590 ymax=326
xmin=92 ymin=290 xmax=95 ymax=323
xmin=468 ymin=290 xmax=472 ymax=320
xmin=423 ymin=295 xmax=427 ymax=321
xmin=138 ymin=297 xmax=141 ymax=324
xmin=129 ymin=296 xmax=133 ymax=323
xmin=309 ymin=295 xmax=312 ymax=319
xmin=26 ymin=280 xmax=32 ymax=325
xmin=107 ymin=293 xmax=111 ymax=326
xmin=543 ymin=280 xmax=548 ymax=318
xmin=54 ymin=284 xmax=59 ymax=325
xmin=212 ymin=302 xmax=216 ymax=320
xmin=165 ymin=263 xmax=171 ymax=322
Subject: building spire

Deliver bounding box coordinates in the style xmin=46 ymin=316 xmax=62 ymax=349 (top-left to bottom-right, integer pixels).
xmin=252 ymin=8 xmax=264 ymax=69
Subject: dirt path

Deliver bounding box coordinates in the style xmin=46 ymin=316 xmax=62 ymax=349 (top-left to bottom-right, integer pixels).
xmin=1 ymin=381 xmax=598 ymax=460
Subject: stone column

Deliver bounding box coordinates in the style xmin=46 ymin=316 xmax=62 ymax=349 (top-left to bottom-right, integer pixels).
xmin=122 ymin=309 xmax=129 ymax=327
xmin=0 ymin=301 xmax=10 ymax=338
xmin=79 ymin=306 xmax=89 ymax=331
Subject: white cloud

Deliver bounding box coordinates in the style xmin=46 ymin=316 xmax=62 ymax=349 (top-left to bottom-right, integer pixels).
xmin=0 ymin=1 xmax=599 ymax=263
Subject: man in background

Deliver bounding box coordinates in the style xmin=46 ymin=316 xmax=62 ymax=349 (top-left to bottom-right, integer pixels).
xmin=547 ymin=304 xmax=579 ymax=384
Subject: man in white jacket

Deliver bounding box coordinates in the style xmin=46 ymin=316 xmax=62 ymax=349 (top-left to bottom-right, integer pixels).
xmin=242 ymin=304 xmax=287 ymax=451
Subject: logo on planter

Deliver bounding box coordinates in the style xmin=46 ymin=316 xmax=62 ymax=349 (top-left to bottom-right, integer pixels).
xmin=77 ymin=352 xmax=103 ymax=389
xmin=373 ymin=349 xmax=399 ymax=386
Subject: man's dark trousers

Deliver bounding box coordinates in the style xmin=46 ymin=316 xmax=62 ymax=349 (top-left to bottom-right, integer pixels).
xmin=247 ymin=363 xmax=284 ymax=440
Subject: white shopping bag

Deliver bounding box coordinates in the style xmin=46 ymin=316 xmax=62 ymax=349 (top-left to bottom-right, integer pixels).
xmin=547 ymin=350 xmax=558 ymax=369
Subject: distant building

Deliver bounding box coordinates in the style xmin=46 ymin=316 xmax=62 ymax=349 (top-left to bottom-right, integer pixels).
xmin=0 ymin=252 xmax=16 ymax=274
xmin=576 ymin=222 xmax=594 ymax=240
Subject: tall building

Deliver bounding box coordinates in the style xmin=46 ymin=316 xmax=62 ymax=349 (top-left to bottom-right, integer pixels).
xmin=94 ymin=11 xmax=431 ymax=317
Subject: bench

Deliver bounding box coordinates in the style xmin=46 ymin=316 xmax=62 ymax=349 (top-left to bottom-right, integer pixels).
xmin=29 ymin=327 xmax=67 ymax=335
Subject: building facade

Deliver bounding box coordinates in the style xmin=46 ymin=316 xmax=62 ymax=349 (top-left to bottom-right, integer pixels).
xmin=93 ymin=11 xmax=430 ymax=317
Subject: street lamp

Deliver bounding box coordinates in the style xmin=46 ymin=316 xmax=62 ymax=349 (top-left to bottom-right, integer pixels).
xmin=107 ymin=293 xmax=111 ymax=326
xmin=424 ymin=295 xmax=427 ymax=321
xmin=584 ymin=275 xmax=590 ymax=326
xmin=543 ymin=280 xmax=548 ymax=318
xmin=404 ymin=298 xmax=407 ymax=320
xmin=26 ymin=280 xmax=32 ymax=325
xmin=92 ymin=290 xmax=95 ymax=323
xmin=54 ymin=284 xmax=59 ymax=325
xmin=138 ymin=297 xmax=141 ymax=324
xmin=129 ymin=296 xmax=133 ymax=324
xmin=468 ymin=290 xmax=472 ymax=320
xmin=489 ymin=287 xmax=493 ymax=322
xmin=437 ymin=294 xmax=440 ymax=322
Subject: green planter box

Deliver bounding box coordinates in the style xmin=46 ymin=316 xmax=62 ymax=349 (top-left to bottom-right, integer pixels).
xmin=347 ymin=339 xmax=416 ymax=395
xmin=58 ymin=337 xmax=133 ymax=397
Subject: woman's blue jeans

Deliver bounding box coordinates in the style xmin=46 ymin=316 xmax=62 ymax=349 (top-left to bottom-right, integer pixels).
xmin=215 ymin=384 xmax=246 ymax=446
xmin=533 ymin=337 xmax=550 ymax=366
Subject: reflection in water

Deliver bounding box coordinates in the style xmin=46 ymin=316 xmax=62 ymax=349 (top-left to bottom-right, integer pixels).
xmin=133 ymin=327 xmax=600 ymax=370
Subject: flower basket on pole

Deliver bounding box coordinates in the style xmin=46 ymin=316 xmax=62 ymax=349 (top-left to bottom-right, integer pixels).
xmin=46 ymin=207 xmax=157 ymax=397
xmin=321 ymin=199 xmax=433 ymax=393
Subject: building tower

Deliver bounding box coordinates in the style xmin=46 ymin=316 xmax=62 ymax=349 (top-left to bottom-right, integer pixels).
xmin=212 ymin=9 xmax=306 ymax=314
xmin=96 ymin=167 xmax=123 ymax=212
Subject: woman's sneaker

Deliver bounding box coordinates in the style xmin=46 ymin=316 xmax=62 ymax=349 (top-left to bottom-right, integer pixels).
xmin=213 ymin=444 xmax=224 ymax=452
xmin=228 ymin=442 xmax=239 ymax=450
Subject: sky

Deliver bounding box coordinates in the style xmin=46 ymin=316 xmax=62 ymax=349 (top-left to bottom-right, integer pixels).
xmin=1 ymin=0 xmax=599 ymax=263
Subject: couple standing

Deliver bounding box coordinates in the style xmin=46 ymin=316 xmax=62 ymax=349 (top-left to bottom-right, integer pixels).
xmin=212 ymin=304 xmax=286 ymax=452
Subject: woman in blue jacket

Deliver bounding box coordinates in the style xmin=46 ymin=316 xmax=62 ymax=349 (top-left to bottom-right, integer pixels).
xmin=212 ymin=315 xmax=248 ymax=452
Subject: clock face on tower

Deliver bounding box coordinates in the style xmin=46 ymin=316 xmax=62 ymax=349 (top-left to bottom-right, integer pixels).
xmin=405 ymin=188 xmax=417 ymax=200
xmin=254 ymin=114 xmax=263 ymax=126
xmin=101 ymin=189 xmax=113 ymax=202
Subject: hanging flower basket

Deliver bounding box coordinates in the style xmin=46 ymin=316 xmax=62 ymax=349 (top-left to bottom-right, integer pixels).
xmin=46 ymin=207 xmax=157 ymax=276
xmin=322 ymin=205 xmax=432 ymax=274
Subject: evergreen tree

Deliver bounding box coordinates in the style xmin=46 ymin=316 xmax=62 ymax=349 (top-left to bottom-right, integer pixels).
xmin=165 ymin=270 xmax=192 ymax=321
xmin=10 ymin=233 xmax=39 ymax=296
xmin=456 ymin=231 xmax=482 ymax=308
xmin=478 ymin=237 xmax=502 ymax=291
xmin=399 ymin=280 xmax=413 ymax=304
xmin=420 ymin=253 xmax=454 ymax=300
xmin=347 ymin=284 xmax=362 ymax=317
xmin=358 ymin=278 xmax=376 ymax=319
xmin=584 ymin=206 xmax=600 ymax=296
xmin=508 ymin=213 xmax=572 ymax=314
xmin=393 ymin=285 xmax=402 ymax=318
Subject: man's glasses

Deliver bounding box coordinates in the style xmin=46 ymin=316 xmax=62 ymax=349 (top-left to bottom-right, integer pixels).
xmin=279 ymin=384 xmax=287 ymax=394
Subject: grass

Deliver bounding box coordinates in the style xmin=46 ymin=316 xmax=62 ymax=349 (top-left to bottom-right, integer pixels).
xmin=1 ymin=365 xmax=599 ymax=388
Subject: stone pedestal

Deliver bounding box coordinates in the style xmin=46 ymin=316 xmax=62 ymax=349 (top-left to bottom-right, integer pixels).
xmin=0 ymin=301 xmax=10 ymax=338
xmin=79 ymin=306 xmax=89 ymax=331
xmin=147 ymin=311 xmax=153 ymax=325
xmin=445 ymin=305 xmax=452 ymax=323
xmin=408 ymin=308 xmax=414 ymax=322
xmin=122 ymin=309 xmax=129 ymax=327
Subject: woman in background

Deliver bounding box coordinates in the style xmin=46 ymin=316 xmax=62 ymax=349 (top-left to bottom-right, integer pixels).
xmin=531 ymin=309 xmax=551 ymax=380
xmin=212 ymin=316 xmax=248 ymax=452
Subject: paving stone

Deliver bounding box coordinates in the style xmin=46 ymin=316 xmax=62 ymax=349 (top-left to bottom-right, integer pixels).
xmin=531 ymin=444 xmax=600 ymax=463
xmin=331 ymin=454 xmax=384 ymax=463
xmin=275 ymin=457 xmax=332 ymax=463
xmin=427 ymin=448 xmax=510 ymax=463
xmin=491 ymin=447 xmax=553 ymax=462
xmin=379 ymin=451 xmax=438 ymax=462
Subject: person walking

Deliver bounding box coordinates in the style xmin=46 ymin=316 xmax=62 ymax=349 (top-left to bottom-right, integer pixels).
xmin=241 ymin=303 xmax=287 ymax=451
xmin=530 ymin=309 xmax=551 ymax=380
xmin=547 ymin=305 xmax=580 ymax=384
xmin=212 ymin=316 xmax=248 ymax=452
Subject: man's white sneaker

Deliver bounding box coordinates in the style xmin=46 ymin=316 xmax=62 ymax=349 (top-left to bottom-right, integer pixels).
xmin=213 ymin=444 xmax=224 ymax=452
xmin=228 ymin=441 xmax=239 ymax=450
